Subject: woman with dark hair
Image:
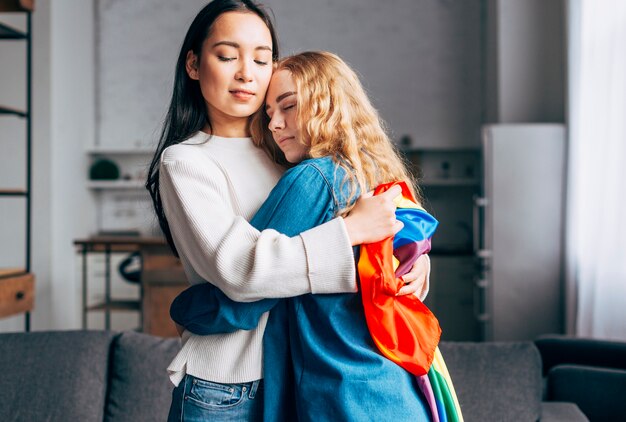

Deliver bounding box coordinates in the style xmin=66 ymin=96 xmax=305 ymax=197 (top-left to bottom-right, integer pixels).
xmin=145 ymin=1 xmax=429 ymax=420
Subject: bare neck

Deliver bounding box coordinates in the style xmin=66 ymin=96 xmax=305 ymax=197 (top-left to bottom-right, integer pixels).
xmin=205 ymin=113 xmax=250 ymax=138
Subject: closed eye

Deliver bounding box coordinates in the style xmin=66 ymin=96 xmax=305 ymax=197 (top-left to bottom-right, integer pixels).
xmin=218 ymin=56 xmax=236 ymax=62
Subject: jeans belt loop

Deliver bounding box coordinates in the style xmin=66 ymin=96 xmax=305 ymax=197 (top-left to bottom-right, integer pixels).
xmin=248 ymin=379 xmax=261 ymax=399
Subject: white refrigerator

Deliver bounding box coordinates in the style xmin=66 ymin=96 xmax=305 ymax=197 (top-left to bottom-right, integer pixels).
xmin=475 ymin=124 xmax=566 ymax=341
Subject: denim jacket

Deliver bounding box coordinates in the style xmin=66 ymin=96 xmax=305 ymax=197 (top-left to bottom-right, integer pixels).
xmin=169 ymin=157 xmax=350 ymax=335
xmin=170 ymin=156 xmax=431 ymax=421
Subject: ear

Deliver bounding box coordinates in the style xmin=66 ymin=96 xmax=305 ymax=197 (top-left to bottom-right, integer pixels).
xmin=186 ymin=50 xmax=200 ymax=80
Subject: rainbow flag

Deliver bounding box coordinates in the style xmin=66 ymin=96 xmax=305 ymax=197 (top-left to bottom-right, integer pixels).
xmin=357 ymin=181 xmax=463 ymax=422
xmin=417 ymin=348 xmax=464 ymax=422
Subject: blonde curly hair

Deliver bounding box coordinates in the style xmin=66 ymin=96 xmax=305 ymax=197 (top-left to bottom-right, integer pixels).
xmin=251 ymin=51 xmax=421 ymax=209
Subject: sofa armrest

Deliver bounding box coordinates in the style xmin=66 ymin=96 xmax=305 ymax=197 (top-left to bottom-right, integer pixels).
xmin=547 ymin=364 xmax=626 ymax=421
xmin=540 ymin=402 xmax=588 ymax=421
xmin=535 ymin=335 xmax=626 ymax=375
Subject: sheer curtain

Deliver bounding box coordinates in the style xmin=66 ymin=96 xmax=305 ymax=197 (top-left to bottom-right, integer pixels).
xmin=566 ymin=0 xmax=626 ymax=340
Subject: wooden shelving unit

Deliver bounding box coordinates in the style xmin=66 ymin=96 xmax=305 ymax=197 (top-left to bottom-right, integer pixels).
xmin=0 ymin=0 xmax=35 ymax=330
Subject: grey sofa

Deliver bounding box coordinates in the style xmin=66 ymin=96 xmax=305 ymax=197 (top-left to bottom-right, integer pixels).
xmin=0 ymin=330 xmax=603 ymax=421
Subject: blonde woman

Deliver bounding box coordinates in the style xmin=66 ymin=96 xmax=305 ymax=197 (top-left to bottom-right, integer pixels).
xmin=171 ymin=51 xmax=433 ymax=421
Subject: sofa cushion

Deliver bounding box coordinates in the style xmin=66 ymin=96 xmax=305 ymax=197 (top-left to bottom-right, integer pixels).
xmin=0 ymin=330 xmax=116 ymax=422
xmin=105 ymin=331 xmax=181 ymax=422
xmin=540 ymin=402 xmax=588 ymax=421
xmin=439 ymin=341 xmax=543 ymax=422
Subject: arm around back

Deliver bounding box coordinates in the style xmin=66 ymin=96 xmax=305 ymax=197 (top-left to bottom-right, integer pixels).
xmin=159 ymin=146 xmax=356 ymax=302
xmin=171 ymin=161 xmax=344 ymax=335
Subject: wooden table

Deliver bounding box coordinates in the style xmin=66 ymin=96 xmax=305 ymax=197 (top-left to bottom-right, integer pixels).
xmin=74 ymin=236 xmax=187 ymax=336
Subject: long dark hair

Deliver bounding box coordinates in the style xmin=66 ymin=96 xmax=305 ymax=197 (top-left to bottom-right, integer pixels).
xmin=145 ymin=0 xmax=279 ymax=256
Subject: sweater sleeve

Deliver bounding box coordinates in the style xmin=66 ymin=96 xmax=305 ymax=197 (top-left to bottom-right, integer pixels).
xmin=160 ymin=153 xmax=356 ymax=302
xmin=170 ymin=163 xmax=339 ymax=334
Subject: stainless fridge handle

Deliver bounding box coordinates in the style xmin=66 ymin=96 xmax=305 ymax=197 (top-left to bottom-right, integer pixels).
xmin=472 ymin=196 xmax=488 ymax=253
xmin=473 ymin=277 xmax=490 ymax=322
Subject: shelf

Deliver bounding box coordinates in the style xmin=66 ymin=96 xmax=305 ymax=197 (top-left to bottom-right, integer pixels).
xmin=0 ymin=105 xmax=28 ymax=118
xmin=87 ymin=180 xmax=145 ymax=190
xmin=0 ymin=189 xmax=27 ymax=196
xmin=420 ymin=178 xmax=480 ymax=187
xmin=403 ymin=146 xmax=481 ymax=153
xmin=0 ymin=21 xmax=26 ymax=39
xmin=87 ymin=147 xmax=154 ymax=155
xmin=0 ymin=267 xmax=27 ymax=279
xmin=0 ymin=0 xmax=35 ymax=12
xmin=87 ymin=299 xmax=141 ymax=312
xmin=430 ymin=250 xmax=475 ymax=257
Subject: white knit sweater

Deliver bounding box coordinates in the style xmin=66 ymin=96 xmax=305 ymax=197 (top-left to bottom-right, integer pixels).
xmin=160 ymin=132 xmax=357 ymax=385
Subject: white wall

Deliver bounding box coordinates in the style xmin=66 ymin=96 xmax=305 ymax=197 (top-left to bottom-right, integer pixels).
xmin=97 ymin=0 xmax=484 ymax=150
xmin=487 ymin=0 xmax=566 ymax=123
xmin=48 ymin=0 xmax=97 ymax=329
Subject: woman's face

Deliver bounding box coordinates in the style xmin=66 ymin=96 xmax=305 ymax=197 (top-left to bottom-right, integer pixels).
xmin=186 ymin=12 xmax=273 ymax=130
xmin=266 ymin=69 xmax=308 ymax=163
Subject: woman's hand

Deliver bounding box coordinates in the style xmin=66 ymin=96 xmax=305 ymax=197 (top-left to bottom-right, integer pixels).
xmin=396 ymin=254 xmax=431 ymax=300
xmin=344 ymin=185 xmax=404 ymax=246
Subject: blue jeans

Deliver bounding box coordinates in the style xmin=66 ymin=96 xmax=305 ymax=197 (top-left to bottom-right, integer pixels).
xmin=168 ymin=375 xmax=263 ymax=422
